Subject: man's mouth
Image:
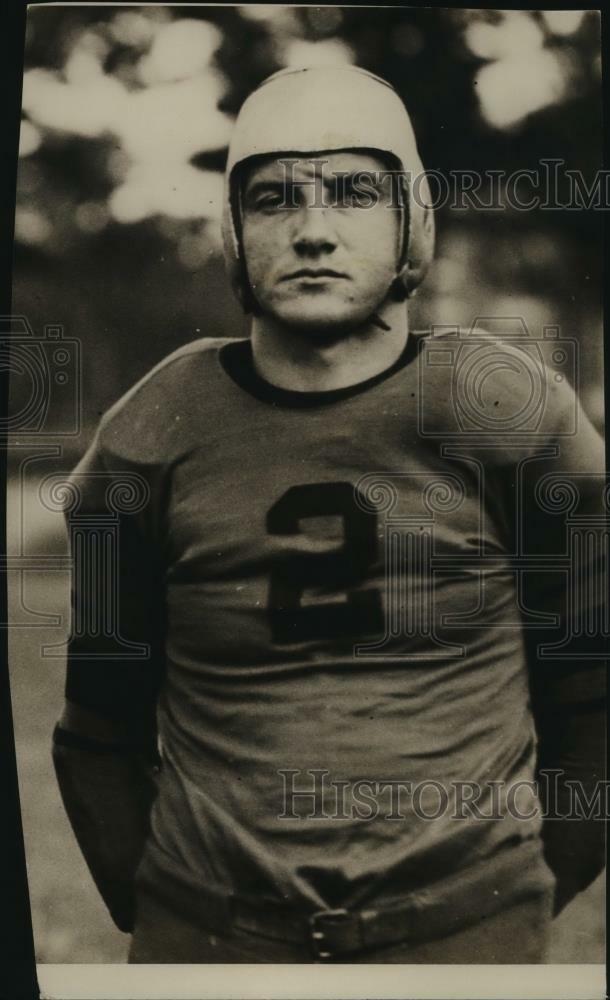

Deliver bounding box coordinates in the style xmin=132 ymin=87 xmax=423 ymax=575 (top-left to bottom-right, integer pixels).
xmin=281 ymin=268 xmax=349 ymax=281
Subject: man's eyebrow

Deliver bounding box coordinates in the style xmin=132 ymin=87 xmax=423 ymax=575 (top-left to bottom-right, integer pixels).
xmin=244 ymin=179 xmax=291 ymax=199
xmin=244 ymin=170 xmax=392 ymax=200
xmin=334 ymin=170 xmax=389 ymax=188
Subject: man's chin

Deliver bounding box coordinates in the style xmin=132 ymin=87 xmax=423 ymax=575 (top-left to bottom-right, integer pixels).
xmin=269 ymin=302 xmax=374 ymax=339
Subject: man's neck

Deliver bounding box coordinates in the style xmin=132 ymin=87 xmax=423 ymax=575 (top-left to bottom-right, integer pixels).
xmin=249 ymin=300 xmax=409 ymax=393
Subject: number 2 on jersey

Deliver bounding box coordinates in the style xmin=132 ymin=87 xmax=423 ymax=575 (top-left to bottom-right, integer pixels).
xmin=266 ymin=482 xmax=383 ymax=644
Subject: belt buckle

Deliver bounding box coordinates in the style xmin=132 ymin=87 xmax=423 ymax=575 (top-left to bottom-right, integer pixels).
xmin=309 ymin=908 xmax=354 ymax=961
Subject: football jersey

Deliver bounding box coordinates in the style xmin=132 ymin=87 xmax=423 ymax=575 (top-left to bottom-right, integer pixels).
xmin=65 ymin=330 xmax=605 ymax=918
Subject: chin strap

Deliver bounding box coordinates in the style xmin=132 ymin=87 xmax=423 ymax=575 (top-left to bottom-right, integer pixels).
xmin=370 ymin=313 xmax=392 ymax=332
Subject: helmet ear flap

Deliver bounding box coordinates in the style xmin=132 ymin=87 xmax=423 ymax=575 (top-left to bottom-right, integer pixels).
xmin=402 ymin=198 xmax=435 ymax=298
xmin=390 ymin=277 xmax=409 ymax=302
xmin=241 ymin=285 xmax=262 ymax=316
xmin=422 ymin=200 xmax=435 ymax=240
xmin=225 ymin=159 xmax=264 ymax=315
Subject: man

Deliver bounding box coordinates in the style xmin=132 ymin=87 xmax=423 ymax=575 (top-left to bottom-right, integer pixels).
xmin=52 ymin=66 xmax=605 ymax=964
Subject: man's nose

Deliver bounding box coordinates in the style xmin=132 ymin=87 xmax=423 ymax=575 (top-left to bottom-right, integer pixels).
xmin=292 ymin=206 xmax=337 ymax=257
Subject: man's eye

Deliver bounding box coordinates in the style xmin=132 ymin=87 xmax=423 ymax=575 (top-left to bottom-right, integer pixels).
xmin=255 ymin=193 xmax=287 ymax=211
xmin=340 ymin=184 xmax=371 ymax=208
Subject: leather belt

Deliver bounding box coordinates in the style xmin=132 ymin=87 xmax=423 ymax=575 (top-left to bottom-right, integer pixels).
xmin=136 ymin=839 xmax=555 ymax=961
xmin=231 ymin=897 xmax=451 ymax=960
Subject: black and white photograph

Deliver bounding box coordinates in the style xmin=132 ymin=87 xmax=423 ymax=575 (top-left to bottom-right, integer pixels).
xmin=3 ymin=4 xmax=607 ymax=998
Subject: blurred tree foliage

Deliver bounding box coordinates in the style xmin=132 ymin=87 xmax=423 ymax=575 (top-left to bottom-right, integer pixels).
xmin=12 ymin=6 xmax=603 ymax=444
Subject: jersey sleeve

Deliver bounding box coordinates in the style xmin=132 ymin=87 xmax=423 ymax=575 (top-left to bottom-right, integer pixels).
xmin=61 ymin=338 xmax=225 ymax=746
xmin=62 ymin=422 xmax=166 ymax=752
xmin=518 ymin=374 xmax=606 ymax=709
xmin=515 ymin=372 xmax=606 ymax=911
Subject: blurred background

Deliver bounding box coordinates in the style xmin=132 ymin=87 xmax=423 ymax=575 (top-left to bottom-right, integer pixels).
xmin=8 ymin=5 xmax=605 ymax=963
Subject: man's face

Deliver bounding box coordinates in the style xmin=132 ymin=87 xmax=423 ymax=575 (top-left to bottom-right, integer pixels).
xmin=240 ymin=152 xmax=402 ymax=334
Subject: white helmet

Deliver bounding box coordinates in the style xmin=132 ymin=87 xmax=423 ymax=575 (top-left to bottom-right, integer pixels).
xmin=222 ymin=65 xmax=435 ymax=312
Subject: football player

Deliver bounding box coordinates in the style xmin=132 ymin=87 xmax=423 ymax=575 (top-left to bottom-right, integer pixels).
xmin=52 ymin=66 xmax=606 ymax=963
